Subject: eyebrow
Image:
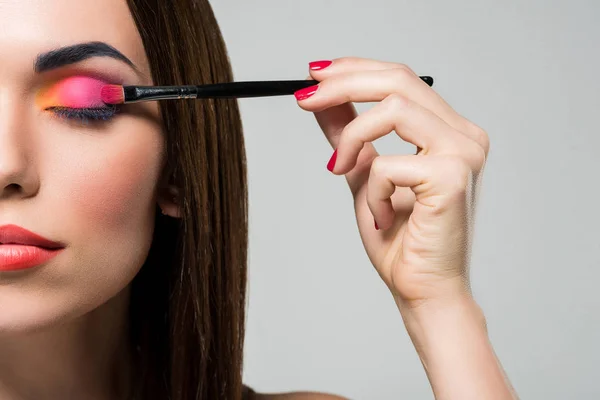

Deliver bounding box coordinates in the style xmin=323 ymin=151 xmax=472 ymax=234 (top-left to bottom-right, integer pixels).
xmin=34 ymin=41 xmax=139 ymax=74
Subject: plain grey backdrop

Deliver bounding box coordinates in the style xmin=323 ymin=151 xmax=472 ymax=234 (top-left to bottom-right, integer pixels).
xmin=211 ymin=1 xmax=600 ymax=399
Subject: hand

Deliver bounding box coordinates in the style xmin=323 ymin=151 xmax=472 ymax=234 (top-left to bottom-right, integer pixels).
xmin=295 ymin=58 xmax=490 ymax=308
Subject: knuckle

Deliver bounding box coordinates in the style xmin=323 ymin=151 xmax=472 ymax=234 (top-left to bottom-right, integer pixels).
xmin=333 ymin=56 xmax=350 ymax=64
xmin=383 ymin=93 xmax=410 ymax=111
xmin=449 ymin=141 xmax=486 ymax=172
xmin=334 ymin=124 xmax=356 ymax=149
xmin=339 ymin=120 xmax=362 ymax=146
xmin=391 ymin=67 xmax=414 ymax=85
xmin=439 ymin=156 xmax=472 ymax=192
xmin=469 ymin=144 xmax=487 ymax=170
xmin=467 ymin=123 xmax=490 ymax=155
xmin=334 ymin=56 xmax=361 ymax=66
xmin=396 ymin=63 xmax=416 ymax=75
xmin=370 ymin=156 xmax=387 ymax=177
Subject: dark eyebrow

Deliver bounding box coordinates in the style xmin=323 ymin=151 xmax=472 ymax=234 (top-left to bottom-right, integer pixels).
xmin=34 ymin=41 xmax=138 ymax=73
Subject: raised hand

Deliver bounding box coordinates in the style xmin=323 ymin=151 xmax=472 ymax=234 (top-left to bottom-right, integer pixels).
xmin=295 ymin=57 xmax=489 ymax=308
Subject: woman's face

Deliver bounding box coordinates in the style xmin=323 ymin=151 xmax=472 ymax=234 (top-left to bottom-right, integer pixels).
xmin=0 ymin=0 xmax=173 ymax=332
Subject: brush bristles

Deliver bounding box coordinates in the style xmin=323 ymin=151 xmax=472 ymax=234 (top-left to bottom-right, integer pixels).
xmin=100 ymin=85 xmax=125 ymax=105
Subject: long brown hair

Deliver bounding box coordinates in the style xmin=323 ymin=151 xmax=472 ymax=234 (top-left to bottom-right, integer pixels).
xmin=126 ymin=1 xmax=249 ymax=399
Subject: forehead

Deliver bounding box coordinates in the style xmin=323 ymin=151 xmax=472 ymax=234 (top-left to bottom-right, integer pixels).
xmin=0 ymin=0 xmax=150 ymax=77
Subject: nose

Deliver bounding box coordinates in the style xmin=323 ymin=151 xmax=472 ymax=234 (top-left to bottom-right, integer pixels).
xmin=0 ymin=96 xmax=40 ymax=200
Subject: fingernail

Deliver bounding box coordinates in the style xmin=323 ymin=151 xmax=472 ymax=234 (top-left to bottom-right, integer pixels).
xmin=309 ymin=60 xmax=332 ymax=71
xmin=327 ymin=149 xmax=338 ymax=172
xmin=374 ymin=219 xmax=380 ymax=230
xmin=294 ymin=85 xmax=319 ymax=101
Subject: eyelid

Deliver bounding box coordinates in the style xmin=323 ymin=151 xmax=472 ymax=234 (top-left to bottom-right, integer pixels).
xmin=36 ymin=75 xmax=113 ymax=109
xmin=36 ymin=62 xmax=129 ymax=85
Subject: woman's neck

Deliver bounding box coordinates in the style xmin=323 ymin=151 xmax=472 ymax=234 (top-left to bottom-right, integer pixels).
xmin=0 ymin=287 xmax=133 ymax=400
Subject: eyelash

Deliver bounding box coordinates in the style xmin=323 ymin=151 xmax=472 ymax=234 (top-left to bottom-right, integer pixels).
xmin=48 ymin=105 xmax=119 ymax=123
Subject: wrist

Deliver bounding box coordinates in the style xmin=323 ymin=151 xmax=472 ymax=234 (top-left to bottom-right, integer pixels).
xmin=393 ymin=273 xmax=473 ymax=311
xmin=396 ymin=293 xmax=488 ymax=352
xmin=396 ymin=291 xmax=483 ymax=325
xmin=395 ymin=295 xmax=515 ymax=400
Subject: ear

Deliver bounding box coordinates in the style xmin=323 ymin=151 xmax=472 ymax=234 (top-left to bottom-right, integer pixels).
xmin=157 ymin=185 xmax=181 ymax=218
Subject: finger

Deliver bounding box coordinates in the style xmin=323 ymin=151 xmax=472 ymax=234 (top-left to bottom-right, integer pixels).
xmin=298 ymin=69 xmax=418 ymax=111
xmin=313 ymin=102 xmax=357 ymax=148
xmin=313 ymin=104 xmax=380 ymax=190
xmin=366 ymin=154 xmax=473 ymax=230
xmin=309 ymin=57 xmax=419 ymax=76
xmin=304 ymin=60 xmax=489 ymax=152
xmin=305 ymin=72 xmax=379 ymax=185
xmin=331 ymin=94 xmax=473 ymax=177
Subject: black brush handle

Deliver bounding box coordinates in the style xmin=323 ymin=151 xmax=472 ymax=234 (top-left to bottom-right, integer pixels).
xmin=194 ymin=76 xmax=434 ymax=99
xmin=124 ymin=77 xmax=434 ymax=102
xmin=196 ymin=80 xmax=319 ymax=98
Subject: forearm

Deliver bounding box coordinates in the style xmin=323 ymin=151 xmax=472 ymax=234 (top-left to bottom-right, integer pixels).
xmin=397 ymin=295 xmax=518 ymax=400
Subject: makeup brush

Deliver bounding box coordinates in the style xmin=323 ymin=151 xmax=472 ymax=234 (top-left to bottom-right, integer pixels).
xmin=100 ymin=77 xmax=434 ymax=105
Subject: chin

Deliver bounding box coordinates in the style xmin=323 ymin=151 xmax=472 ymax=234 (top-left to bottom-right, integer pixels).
xmin=0 ymin=243 xmax=149 ymax=336
xmin=0 ymin=279 xmax=131 ymax=336
xmin=0 ymin=294 xmax=79 ymax=335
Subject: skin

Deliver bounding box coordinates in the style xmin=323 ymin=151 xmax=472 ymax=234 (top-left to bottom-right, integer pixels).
xmin=286 ymin=60 xmax=517 ymax=399
xmin=0 ymin=0 xmax=517 ymax=399
xmin=0 ymin=0 xmax=174 ymax=398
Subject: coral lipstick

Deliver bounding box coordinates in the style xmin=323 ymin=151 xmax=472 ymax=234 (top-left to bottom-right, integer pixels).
xmin=0 ymin=225 xmax=65 ymax=272
xmin=0 ymin=246 xmax=62 ymax=272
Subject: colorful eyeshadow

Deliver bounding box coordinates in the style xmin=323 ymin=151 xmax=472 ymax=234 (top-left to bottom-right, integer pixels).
xmin=37 ymin=76 xmax=109 ymax=109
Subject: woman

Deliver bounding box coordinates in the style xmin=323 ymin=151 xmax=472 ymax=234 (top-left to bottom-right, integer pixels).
xmin=0 ymin=0 xmax=517 ymax=399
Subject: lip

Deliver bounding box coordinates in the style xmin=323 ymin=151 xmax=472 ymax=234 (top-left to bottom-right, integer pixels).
xmin=0 ymin=224 xmax=64 ymax=249
xmin=0 ymin=225 xmax=65 ymax=272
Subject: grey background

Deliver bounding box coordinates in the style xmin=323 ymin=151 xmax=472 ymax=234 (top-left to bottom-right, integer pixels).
xmin=211 ymin=1 xmax=600 ymax=399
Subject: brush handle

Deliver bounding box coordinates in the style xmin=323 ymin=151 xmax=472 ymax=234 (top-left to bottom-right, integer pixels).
xmin=194 ymin=76 xmax=434 ymax=98
xmin=123 ymin=77 xmax=434 ymax=102
xmin=196 ymin=80 xmax=320 ymax=98
xmin=122 ymin=81 xmax=321 ymax=102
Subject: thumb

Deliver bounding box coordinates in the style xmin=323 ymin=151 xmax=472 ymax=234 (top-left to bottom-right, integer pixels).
xmin=362 ymin=154 xmax=472 ymax=233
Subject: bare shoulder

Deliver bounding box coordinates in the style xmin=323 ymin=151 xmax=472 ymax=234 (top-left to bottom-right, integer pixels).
xmin=254 ymin=391 xmax=349 ymax=400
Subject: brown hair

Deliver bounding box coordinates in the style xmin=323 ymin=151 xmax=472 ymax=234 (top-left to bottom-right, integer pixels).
xmin=125 ymin=1 xmax=249 ymax=399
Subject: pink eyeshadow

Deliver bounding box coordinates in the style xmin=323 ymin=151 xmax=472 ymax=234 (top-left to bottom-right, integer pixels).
xmin=38 ymin=76 xmax=110 ymax=109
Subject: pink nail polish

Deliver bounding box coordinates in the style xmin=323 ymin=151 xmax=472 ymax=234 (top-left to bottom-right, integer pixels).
xmin=309 ymin=60 xmax=332 ymax=71
xmin=294 ymin=85 xmax=319 ymax=101
xmin=327 ymin=149 xmax=338 ymax=172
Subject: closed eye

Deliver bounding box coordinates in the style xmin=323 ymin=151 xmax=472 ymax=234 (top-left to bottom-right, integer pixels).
xmin=47 ymin=105 xmax=118 ymax=123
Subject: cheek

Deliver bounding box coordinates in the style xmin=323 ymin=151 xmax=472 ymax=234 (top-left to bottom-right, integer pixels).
xmin=46 ymin=118 xmax=165 ymax=249
xmin=74 ymin=153 xmax=156 ymax=219
xmin=57 ymin=122 xmax=163 ymax=308
xmin=0 ymin=120 xmax=166 ymax=333
xmin=69 ymin=156 xmax=155 ymax=226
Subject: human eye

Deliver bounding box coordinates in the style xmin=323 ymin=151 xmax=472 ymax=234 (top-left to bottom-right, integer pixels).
xmin=47 ymin=105 xmax=118 ymax=122
xmin=37 ymin=75 xmax=120 ymax=123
